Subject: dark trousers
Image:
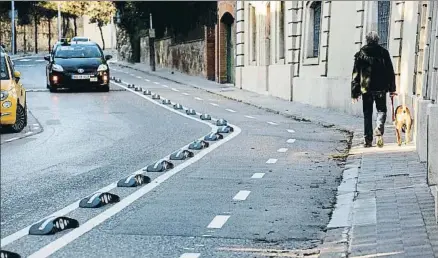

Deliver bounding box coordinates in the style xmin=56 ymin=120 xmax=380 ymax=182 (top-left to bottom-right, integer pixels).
xmin=362 ymin=92 xmax=387 ymax=143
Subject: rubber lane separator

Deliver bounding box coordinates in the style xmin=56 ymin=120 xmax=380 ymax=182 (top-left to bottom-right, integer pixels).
xmin=27 ymin=126 xmax=241 ymax=258
xmin=1 ymin=81 xmax=241 ymax=249
xmin=22 ymin=82 xmax=242 ymax=257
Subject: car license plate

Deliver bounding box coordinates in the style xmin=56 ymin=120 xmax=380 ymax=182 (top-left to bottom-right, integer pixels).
xmin=72 ymin=74 xmax=91 ymax=80
xmin=90 ymin=77 xmax=98 ymax=82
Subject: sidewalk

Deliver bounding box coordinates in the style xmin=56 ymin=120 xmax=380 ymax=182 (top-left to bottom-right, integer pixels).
xmin=111 ymin=61 xmax=438 ymax=257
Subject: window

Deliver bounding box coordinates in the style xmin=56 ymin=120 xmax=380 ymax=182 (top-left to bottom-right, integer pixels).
xmin=377 ymin=1 xmax=390 ymax=49
xmin=311 ymin=2 xmax=321 ymax=57
xmin=0 ymin=56 xmax=10 ymax=80
xmin=278 ymin=1 xmax=285 ymax=59
xmin=251 ymin=5 xmax=257 ymax=62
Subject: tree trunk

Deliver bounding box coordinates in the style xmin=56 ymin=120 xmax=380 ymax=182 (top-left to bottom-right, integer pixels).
xmin=23 ymin=26 xmax=27 ymax=54
xmin=73 ymin=17 xmax=77 ymax=36
xmin=99 ymin=25 xmax=105 ymax=50
xmin=34 ymin=15 xmax=38 ymax=54
xmin=48 ymin=18 xmax=51 ymax=52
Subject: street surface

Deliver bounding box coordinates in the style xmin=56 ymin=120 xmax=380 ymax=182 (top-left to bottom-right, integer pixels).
xmin=1 ymin=56 xmax=349 ymax=257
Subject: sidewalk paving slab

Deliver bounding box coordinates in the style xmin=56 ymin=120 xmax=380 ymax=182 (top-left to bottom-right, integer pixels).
xmin=112 ymin=61 xmax=438 ymax=257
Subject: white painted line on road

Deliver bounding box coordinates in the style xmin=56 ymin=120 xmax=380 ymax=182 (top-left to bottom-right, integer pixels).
xmin=287 ymin=139 xmax=296 ymax=143
xmin=22 ymin=82 xmax=242 ymax=257
xmin=136 ymin=76 xmax=142 ymax=79
xmin=195 ymin=97 xmax=203 ymax=101
xmin=180 ymin=253 xmax=200 ymax=258
xmin=209 ymin=103 xmax=219 ymax=106
xmin=144 ymin=79 xmax=150 ymax=82
xmin=266 ymin=158 xmax=278 ymax=164
xmin=277 ymin=148 xmax=288 ymax=153
xmin=4 ymin=137 xmax=19 ymax=142
xmin=182 ymin=93 xmax=190 ymax=96
xmin=153 ymin=82 xmax=160 ymax=85
xmin=162 ymin=85 xmax=169 ymax=88
xmin=33 ymin=123 xmax=39 ymax=126
xmin=245 ymin=115 xmax=255 ymax=119
xmin=251 ymin=173 xmax=265 ymax=179
xmin=18 ymin=59 xmax=31 ymax=62
xmin=171 ymin=88 xmax=179 ymax=92
xmin=25 ymin=132 xmax=33 ymax=135
xmin=129 ymin=73 xmax=135 ymax=76
xmin=233 ymin=190 xmax=251 ymax=201
xmin=288 ymin=129 xmax=295 ymax=133
xmin=207 ymin=215 xmax=230 ymax=229
xmin=267 ymin=121 xmax=278 ymax=125
xmin=225 ymin=109 xmax=236 ymax=113
xmin=35 ymin=60 xmax=45 ymax=62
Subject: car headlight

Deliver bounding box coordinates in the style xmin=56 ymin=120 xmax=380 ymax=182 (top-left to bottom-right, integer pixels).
xmin=52 ymin=64 xmax=64 ymax=72
xmin=2 ymin=101 xmax=12 ymax=108
xmin=0 ymin=90 xmax=8 ymax=101
xmin=97 ymin=64 xmax=108 ymax=72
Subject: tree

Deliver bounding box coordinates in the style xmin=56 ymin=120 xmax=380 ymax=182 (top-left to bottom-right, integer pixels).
xmin=61 ymin=1 xmax=88 ymax=36
xmin=88 ymin=1 xmax=115 ymax=50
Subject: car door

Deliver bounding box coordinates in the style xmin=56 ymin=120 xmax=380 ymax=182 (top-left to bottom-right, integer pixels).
xmin=6 ymin=56 xmax=25 ymax=101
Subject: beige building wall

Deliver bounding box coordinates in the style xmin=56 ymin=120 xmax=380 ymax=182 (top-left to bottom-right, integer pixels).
xmin=237 ymin=0 xmax=438 ymax=222
xmin=82 ymin=16 xmax=116 ymax=50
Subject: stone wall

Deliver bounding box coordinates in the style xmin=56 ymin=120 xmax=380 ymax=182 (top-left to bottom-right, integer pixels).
xmin=0 ymin=16 xmax=83 ymax=53
xmin=116 ymin=27 xmax=132 ymax=62
xmin=154 ymin=37 xmax=206 ymax=77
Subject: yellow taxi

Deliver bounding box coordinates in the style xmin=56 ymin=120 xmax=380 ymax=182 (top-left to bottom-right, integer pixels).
xmin=1 ymin=52 xmax=27 ymax=133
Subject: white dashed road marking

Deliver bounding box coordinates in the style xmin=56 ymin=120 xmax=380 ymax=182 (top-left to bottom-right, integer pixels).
xmin=277 ymin=148 xmax=288 ymax=153
xmin=25 ymin=132 xmax=33 ymax=135
xmin=251 ymin=173 xmax=265 ymax=179
xmin=144 ymin=79 xmax=150 ymax=82
xmin=288 ymin=129 xmax=295 ymax=133
xmin=182 ymin=93 xmax=190 ymax=96
xmin=35 ymin=60 xmax=45 ymax=62
xmin=129 ymin=73 xmax=135 ymax=76
xmin=266 ymin=158 xmax=278 ymax=164
xmin=18 ymin=59 xmax=31 ymax=62
xmin=245 ymin=115 xmax=255 ymax=119
xmin=153 ymin=82 xmax=160 ymax=85
xmin=233 ymin=190 xmax=251 ymax=201
xmin=267 ymin=121 xmax=278 ymax=125
xmin=225 ymin=109 xmax=236 ymax=113
xmin=195 ymin=97 xmax=203 ymax=101
xmin=33 ymin=123 xmax=39 ymax=126
xmin=287 ymin=139 xmax=296 ymax=143
xmin=209 ymin=103 xmax=219 ymax=106
xmin=171 ymin=88 xmax=179 ymax=92
xmin=180 ymin=253 xmax=200 ymax=258
xmin=207 ymin=215 xmax=230 ymax=229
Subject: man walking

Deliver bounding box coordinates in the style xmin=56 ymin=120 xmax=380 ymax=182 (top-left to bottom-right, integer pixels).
xmin=351 ymin=31 xmax=397 ymax=148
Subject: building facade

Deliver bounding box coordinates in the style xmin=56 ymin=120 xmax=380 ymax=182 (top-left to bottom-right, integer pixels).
xmin=216 ymin=1 xmax=236 ymax=84
xmin=236 ymin=0 xmax=438 ymax=221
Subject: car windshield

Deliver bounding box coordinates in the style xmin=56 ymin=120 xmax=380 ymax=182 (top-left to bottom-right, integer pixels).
xmin=0 ymin=56 xmax=10 ymax=80
xmin=54 ymin=45 xmax=102 ymax=58
xmin=73 ymin=38 xmax=88 ymax=42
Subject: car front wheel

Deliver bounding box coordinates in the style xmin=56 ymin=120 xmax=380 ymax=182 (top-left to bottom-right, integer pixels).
xmin=9 ymin=104 xmax=27 ymax=133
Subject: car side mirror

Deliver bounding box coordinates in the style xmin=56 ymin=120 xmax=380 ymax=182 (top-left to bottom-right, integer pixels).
xmin=44 ymin=55 xmax=50 ymax=61
xmin=105 ymin=55 xmax=112 ymax=60
xmin=14 ymin=71 xmax=21 ymax=81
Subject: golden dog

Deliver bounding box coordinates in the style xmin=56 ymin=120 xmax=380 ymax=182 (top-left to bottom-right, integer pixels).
xmin=394 ymin=105 xmax=413 ymax=146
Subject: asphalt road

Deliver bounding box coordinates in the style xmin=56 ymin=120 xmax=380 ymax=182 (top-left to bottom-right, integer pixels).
xmin=1 ymin=57 xmax=348 ymax=258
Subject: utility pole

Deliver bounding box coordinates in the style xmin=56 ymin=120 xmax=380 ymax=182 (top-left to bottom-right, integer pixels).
xmin=57 ymin=2 xmax=62 ymax=40
xmin=110 ymin=14 xmax=114 ymax=52
xmin=11 ymin=0 xmax=15 ymax=54
xmin=149 ymin=13 xmax=156 ymax=71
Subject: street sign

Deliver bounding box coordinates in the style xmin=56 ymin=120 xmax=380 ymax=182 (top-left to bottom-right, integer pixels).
xmin=149 ymin=29 xmax=155 ymax=38
xmin=8 ymin=10 xmax=18 ymax=19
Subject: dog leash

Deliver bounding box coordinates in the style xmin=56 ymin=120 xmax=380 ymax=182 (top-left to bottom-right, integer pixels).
xmin=391 ymin=95 xmax=395 ymax=122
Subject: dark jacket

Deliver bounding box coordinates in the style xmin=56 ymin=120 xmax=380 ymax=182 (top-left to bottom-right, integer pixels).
xmin=351 ymin=43 xmax=396 ymax=99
